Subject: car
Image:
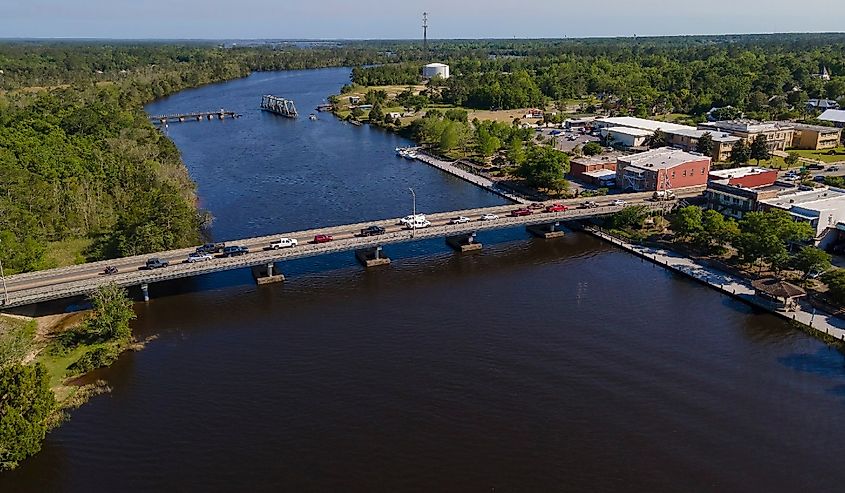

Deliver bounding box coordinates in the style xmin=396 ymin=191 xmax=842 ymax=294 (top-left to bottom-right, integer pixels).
xmin=103 ymin=266 xmax=118 ymax=275
xmin=221 ymin=245 xmax=249 ymax=257
xmin=807 ymin=163 xmax=825 ymax=170
xmin=545 ymin=203 xmax=568 ymax=212
xmin=814 ymin=175 xmax=826 ymax=182
xmin=450 ymin=216 xmax=471 ymax=224
xmin=186 ymin=252 xmax=213 ymax=263
xmin=313 ymin=234 xmax=333 ymax=243
xmin=581 ymin=201 xmax=599 ymax=209
xmin=511 ymin=208 xmax=533 ymax=217
xmin=479 ymin=213 xmax=499 ymax=221
xmin=360 ymin=225 xmax=386 ymax=237
xmin=270 ymin=237 xmax=298 ymax=249
xmin=196 ymin=242 xmax=225 ymax=254
xmin=406 ymin=218 xmax=431 ymax=229
xmin=611 ymin=199 xmax=627 ymax=206
xmin=830 ymin=166 xmax=840 ymax=172
xmin=528 ymin=202 xmax=545 ymax=210
xmin=399 ymin=214 xmax=426 ymax=226
xmin=143 ymin=258 xmax=169 ymax=270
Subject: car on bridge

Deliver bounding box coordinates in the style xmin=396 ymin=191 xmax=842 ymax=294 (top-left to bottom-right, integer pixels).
xmin=313 ymin=234 xmax=333 ymax=244
xmin=450 ymin=216 xmax=471 ymax=224
xmin=186 ymin=252 xmax=213 ymax=263
xmin=143 ymin=258 xmax=169 ymax=270
xmin=196 ymin=242 xmax=226 ymax=254
xmin=545 ymin=203 xmax=568 ymax=212
xmin=270 ymin=238 xmax=298 ymax=249
xmin=405 ymin=218 xmax=432 ymax=229
xmin=528 ymin=202 xmax=545 ymax=210
xmin=510 ymin=208 xmax=533 ymax=217
xmin=399 ymin=214 xmax=426 ymax=226
xmin=581 ymin=201 xmax=599 ymax=209
xmin=479 ymin=213 xmax=499 ymax=221
xmin=360 ymin=225 xmax=387 ymax=237
xmin=220 ymin=246 xmax=249 ymax=257
xmin=611 ymin=199 xmax=627 ymax=207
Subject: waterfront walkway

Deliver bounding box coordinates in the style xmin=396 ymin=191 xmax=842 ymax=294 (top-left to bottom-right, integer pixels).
xmin=587 ymin=227 xmax=845 ymax=342
xmin=413 ymin=151 xmax=529 ymax=204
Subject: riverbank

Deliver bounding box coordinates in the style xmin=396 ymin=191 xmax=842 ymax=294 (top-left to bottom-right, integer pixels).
xmin=583 ymin=226 xmax=845 ymax=349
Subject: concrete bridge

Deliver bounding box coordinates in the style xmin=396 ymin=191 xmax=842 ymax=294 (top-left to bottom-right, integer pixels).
xmin=150 ymin=110 xmax=241 ymax=124
xmin=0 ymin=192 xmax=695 ymax=309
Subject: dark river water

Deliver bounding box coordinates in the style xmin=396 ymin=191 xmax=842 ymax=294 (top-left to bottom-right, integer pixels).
xmin=4 ymin=68 xmax=845 ymax=492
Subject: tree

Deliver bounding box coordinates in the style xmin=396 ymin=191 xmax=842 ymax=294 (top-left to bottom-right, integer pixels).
xmin=696 ymin=132 xmax=714 ymax=158
xmin=730 ymin=139 xmax=751 ymax=166
xmin=671 ymin=206 xmax=703 ymax=239
xmin=83 ymin=284 xmax=136 ymax=343
xmin=750 ymin=134 xmax=770 ymax=165
xmin=735 ymin=210 xmax=814 ymax=270
xmin=582 ymin=141 xmax=603 ymax=156
xmin=822 ymin=269 xmax=845 ymax=305
xmin=696 ymin=209 xmax=739 ymax=252
xmin=0 ymin=363 xmax=56 ymax=470
xmin=649 ymin=129 xmax=668 ymax=148
xmin=608 ymin=205 xmax=650 ymax=230
xmin=508 ymin=138 xmax=527 ymax=166
xmin=791 ymin=246 xmax=831 ymax=278
xmin=785 ymin=152 xmax=800 ymax=167
xmin=514 ymin=145 xmax=569 ymax=190
xmin=351 ymin=107 xmax=364 ymax=119
xmin=368 ymin=102 xmax=384 ymax=123
xmin=364 ymin=89 xmax=388 ymax=105
xmin=747 ymin=91 xmax=769 ymax=112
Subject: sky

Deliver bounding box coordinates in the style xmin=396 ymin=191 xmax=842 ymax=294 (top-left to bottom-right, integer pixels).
xmin=1 ymin=0 xmax=843 ymax=39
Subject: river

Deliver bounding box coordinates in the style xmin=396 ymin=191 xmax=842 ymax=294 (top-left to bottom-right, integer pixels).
xmin=3 ymin=67 xmax=845 ymax=492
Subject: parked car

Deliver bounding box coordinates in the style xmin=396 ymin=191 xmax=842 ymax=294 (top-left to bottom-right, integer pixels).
xmin=360 ymin=225 xmax=386 ymax=237
xmin=528 ymin=202 xmax=545 ymax=210
xmin=807 ymin=163 xmax=825 ymax=170
xmin=186 ymin=252 xmax=213 ymax=263
xmin=479 ymin=213 xmax=499 ymax=221
xmin=103 ymin=266 xmax=118 ymax=275
xmin=511 ymin=208 xmax=533 ymax=217
xmin=611 ymin=199 xmax=627 ymax=206
xmin=581 ymin=201 xmax=599 ymax=209
xmin=830 ymin=166 xmax=840 ymax=172
xmin=814 ymin=175 xmax=826 ymax=182
xmin=313 ymin=234 xmax=333 ymax=244
xmin=450 ymin=216 xmax=471 ymax=224
xmin=546 ymin=203 xmax=568 ymax=212
xmin=399 ymin=214 xmax=426 ymax=226
xmin=196 ymin=242 xmax=225 ymax=254
xmin=143 ymin=258 xmax=169 ymax=270
xmin=221 ymin=246 xmax=249 ymax=257
xmin=270 ymin=238 xmax=298 ymax=249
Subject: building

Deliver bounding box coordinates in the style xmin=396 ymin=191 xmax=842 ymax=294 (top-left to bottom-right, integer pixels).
xmin=698 ymin=120 xmax=795 ymax=152
xmin=704 ymin=167 xmax=787 ymax=219
xmin=523 ymin=108 xmax=544 ymax=119
xmin=594 ymin=116 xmax=694 ymax=135
xmin=386 ymin=112 xmax=402 ymax=120
xmin=422 ymin=62 xmax=450 ymax=79
xmin=615 ymin=147 xmax=711 ymax=192
xmin=665 ymin=128 xmax=740 ymax=162
xmin=806 ymin=99 xmax=839 ymax=112
xmin=564 ymin=117 xmax=596 ymax=130
xmin=812 ymin=66 xmax=832 ymax=81
xmin=760 ymin=187 xmax=845 ymax=248
xmin=569 ymin=155 xmax=618 ymax=185
xmin=602 ymin=126 xmax=653 ymax=148
xmin=818 ymin=109 xmax=845 ymax=128
xmin=349 ymin=96 xmax=361 ymax=105
xmin=790 ymin=123 xmax=843 ymax=150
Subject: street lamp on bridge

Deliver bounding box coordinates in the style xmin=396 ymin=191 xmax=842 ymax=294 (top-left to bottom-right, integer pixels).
xmin=409 ymin=187 xmax=417 ymax=238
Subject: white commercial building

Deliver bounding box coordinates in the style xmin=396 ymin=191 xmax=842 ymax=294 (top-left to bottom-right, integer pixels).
xmin=594 ymin=116 xmax=695 ymax=134
xmin=602 ymin=126 xmax=653 ymax=148
xmin=422 ymin=62 xmax=450 ymax=79
xmin=761 ymin=187 xmax=845 ymax=248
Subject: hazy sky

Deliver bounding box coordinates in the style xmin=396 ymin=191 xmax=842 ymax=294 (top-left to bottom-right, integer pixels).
xmin=1 ymin=0 xmax=843 ymax=39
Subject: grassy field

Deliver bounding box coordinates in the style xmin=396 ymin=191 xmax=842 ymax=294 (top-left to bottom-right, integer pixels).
xmin=44 ymin=238 xmax=92 ymax=269
xmin=787 ymin=147 xmax=845 ymax=163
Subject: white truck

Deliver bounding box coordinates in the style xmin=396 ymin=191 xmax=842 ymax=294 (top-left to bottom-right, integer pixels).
xmin=652 ymin=190 xmax=676 ymax=201
xmin=270 ymin=238 xmax=299 ymax=249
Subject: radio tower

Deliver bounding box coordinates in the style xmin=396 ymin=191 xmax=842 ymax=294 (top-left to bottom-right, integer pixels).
xmin=422 ymin=12 xmax=429 ymax=54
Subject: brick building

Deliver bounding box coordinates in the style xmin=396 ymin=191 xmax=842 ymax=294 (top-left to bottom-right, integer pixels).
xmin=616 ymin=147 xmax=711 ymax=192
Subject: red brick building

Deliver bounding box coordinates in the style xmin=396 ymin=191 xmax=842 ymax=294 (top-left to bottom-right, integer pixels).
xmin=708 ymin=167 xmax=779 ymax=189
xmin=570 ymin=155 xmax=617 ymax=183
xmin=616 ymin=147 xmax=711 ymax=192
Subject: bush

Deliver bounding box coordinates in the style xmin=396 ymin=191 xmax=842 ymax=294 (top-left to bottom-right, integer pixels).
xmin=68 ymin=345 xmax=120 ymax=375
xmin=0 ymin=363 xmax=56 ymax=470
xmin=582 ymin=141 xmax=603 ymax=156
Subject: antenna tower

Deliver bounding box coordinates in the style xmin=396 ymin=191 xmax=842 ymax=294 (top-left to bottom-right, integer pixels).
xmin=423 ymin=12 xmax=429 ymax=53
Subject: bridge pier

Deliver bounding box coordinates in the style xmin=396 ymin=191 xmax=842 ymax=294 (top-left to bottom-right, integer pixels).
xmin=527 ymin=222 xmax=565 ymax=239
xmin=141 ymin=283 xmax=150 ymax=302
xmin=252 ymin=262 xmax=285 ymax=285
xmin=446 ymin=232 xmax=482 ymax=252
xmin=355 ymin=246 xmax=390 ymax=268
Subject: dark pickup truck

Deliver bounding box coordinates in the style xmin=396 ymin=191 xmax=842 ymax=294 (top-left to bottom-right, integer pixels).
xmin=143 ymin=258 xmax=169 ymax=270
xmin=196 ymin=242 xmax=226 ymax=254
xmin=220 ymin=245 xmax=249 ymax=257
xmin=360 ymin=225 xmax=386 ymax=237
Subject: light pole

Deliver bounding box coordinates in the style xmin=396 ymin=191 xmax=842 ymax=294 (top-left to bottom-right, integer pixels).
xmin=409 ymin=187 xmax=416 ymax=238
xmin=0 ymin=239 xmax=7 ymax=305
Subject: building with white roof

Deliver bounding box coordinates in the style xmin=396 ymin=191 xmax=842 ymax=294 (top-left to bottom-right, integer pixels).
xmin=698 ymin=120 xmax=795 ymax=152
xmin=761 ymin=187 xmax=845 ymax=248
xmin=594 ymin=116 xmax=694 ymax=134
xmin=616 ymin=147 xmax=711 ymax=192
xmin=818 ymin=109 xmax=845 ymax=128
xmin=705 ymin=167 xmax=786 ymax=219
xmin=602 ymin=126 xmax=653 ymax=148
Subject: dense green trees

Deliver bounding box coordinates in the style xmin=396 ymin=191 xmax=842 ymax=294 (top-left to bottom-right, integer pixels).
xmin=735 ymin=210 xmax=814 ymax=270
xmin=582 ymin=141 xmax=603 ymax=156
xmin=696 ymin=132 xmax=714 ymax=156
xmin=750 ymin=135 xmax=771 ymax=164
xmin=730 ymin=140 xmax=751 ymax=165
xmin=514 ymin=146 xmax=569 ymax=192
xmin=0 ymin=363 xmax=56 ymax=471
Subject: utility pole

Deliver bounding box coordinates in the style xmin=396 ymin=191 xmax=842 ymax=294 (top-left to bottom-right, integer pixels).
xmin=0 ymin=239 xmax=7 ymax=305
xmin=422 ymin=12 xmax=428 ymax=54
xmin=409 ymin=187 xmax=417 ymax=238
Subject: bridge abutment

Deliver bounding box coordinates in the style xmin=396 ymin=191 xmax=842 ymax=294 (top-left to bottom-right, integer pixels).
xmin=446 ymin=232 xmax=483 ymax=252
xmin=527 ymin=222 xmax=565 ymax=239
xmin=141 ymin=283 xmax=150 ymax=302
xmin=252 ymin=262 xmax=285 ymax=285
xmin=355 ymin=246 xmax=390 ymax=268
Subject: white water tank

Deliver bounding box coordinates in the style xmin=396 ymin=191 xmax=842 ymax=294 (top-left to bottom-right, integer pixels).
xmin=423 ymin=62 xmax=450 ymax=79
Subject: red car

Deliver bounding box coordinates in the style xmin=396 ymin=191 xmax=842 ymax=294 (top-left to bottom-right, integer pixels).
xmin=313 ymin=234 xmax=334 ymax=244
xmin=510 ymin=208 xmax=533 ymax=217
xmin=546 ymin=203 xmax=568 ymax=213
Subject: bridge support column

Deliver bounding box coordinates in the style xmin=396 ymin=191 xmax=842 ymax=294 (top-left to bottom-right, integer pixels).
xmin=446 ymin=232 xmax=483 ymax=252
xmin=527 ymin=222 xmax=565 ymax=239
xmin=355 ymin=246 xmax=390 ymax=268
xmin=141 ymin=283 xmax=150 ymax=302
xmin=252 ymin=262 xmax=285 ymax=285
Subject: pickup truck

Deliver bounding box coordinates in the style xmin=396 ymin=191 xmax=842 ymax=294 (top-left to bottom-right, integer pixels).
xmin=221 ymin=246 xmax=249 ymax=257
xmin=196 ymin=242 xmax=225 ymax=254
xmin=270 ymin=238 xmax=298 ymax=249
xmin=143 ymin=258 xmax=169 ymax=270
xmin=360 ymin=225 xmax=386 ymax=237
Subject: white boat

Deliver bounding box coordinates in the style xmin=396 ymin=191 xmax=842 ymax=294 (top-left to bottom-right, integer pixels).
xmin=309 ymin=113 xmax=317 ymax=120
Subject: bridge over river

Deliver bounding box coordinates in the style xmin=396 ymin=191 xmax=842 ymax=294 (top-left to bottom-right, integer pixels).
xmin=0 ymin=190 xmax=700 ymax=309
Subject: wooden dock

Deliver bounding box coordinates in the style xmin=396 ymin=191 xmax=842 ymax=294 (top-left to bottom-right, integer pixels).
xmin=150 ymin=110 xmax=241 ymax=124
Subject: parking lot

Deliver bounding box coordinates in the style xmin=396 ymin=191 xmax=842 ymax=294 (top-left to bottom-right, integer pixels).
xmin=534 ymin=127 xmax=601 ymax=153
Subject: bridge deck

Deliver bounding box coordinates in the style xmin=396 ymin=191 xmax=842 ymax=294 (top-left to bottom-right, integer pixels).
xmin=1 ymin=190 xmax=699 ymax=308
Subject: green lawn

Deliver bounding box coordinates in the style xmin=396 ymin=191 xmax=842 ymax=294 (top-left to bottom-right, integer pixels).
xmin=786 ymin=147 xmax=845 ymax=163
xmin=44 ymin=238 xmax=92 ymax=269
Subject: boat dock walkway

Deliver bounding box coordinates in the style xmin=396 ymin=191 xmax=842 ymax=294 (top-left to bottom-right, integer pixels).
xmin=412 ymin=150 xmax=529 ymax=204
xmin=585 ymin=227 xmax=845 ymax=342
